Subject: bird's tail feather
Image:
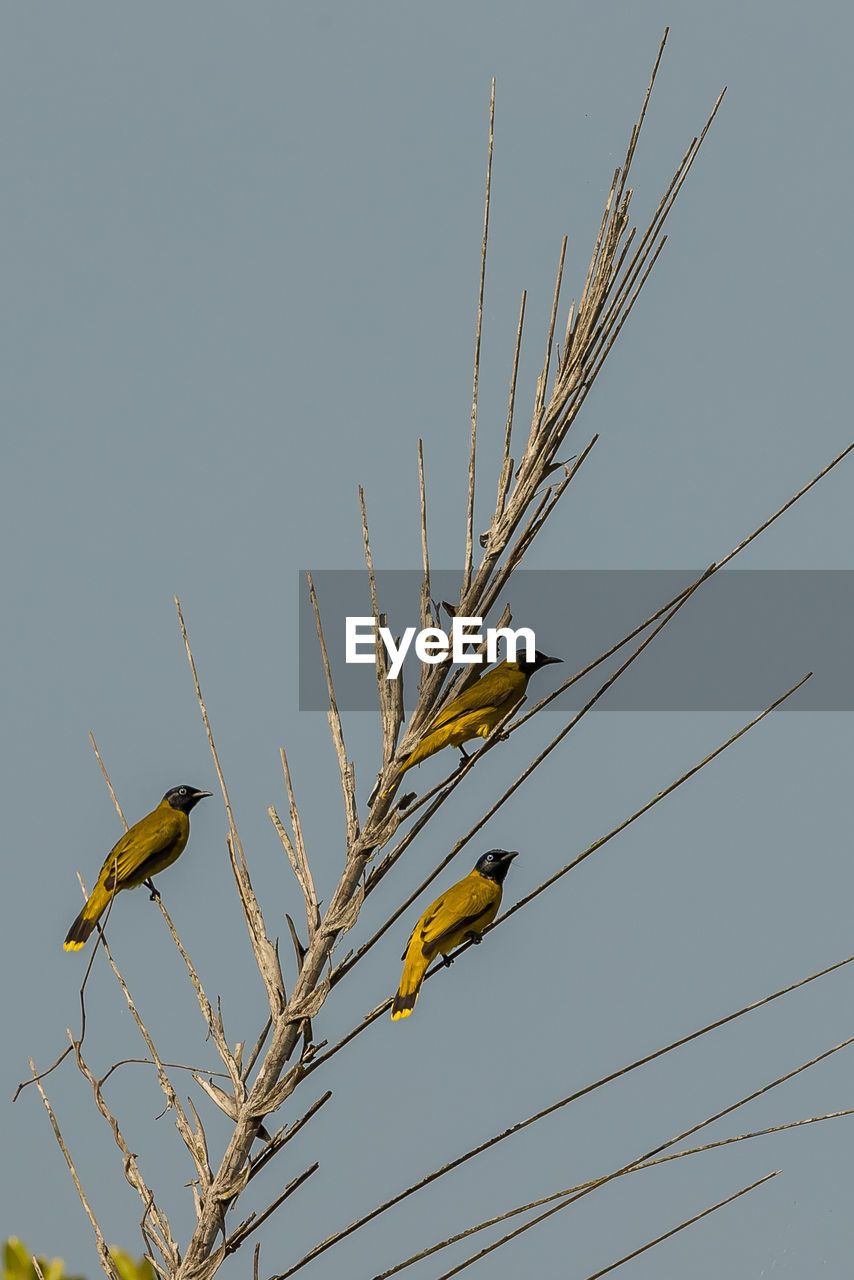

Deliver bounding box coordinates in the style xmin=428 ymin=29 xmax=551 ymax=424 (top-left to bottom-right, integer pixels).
xmin=391 ymin=953 xmax=426 ymax=1020
xmin=390 ymin=989 xmax=419 ymax=1020
xmin=63 ymin=884 xmax=110 ymax=951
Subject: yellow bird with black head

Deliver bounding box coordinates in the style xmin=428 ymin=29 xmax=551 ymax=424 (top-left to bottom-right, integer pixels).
xmin=64 ymin=784 xmax=211 ymax=951
xmin=391 ymin=849 xmax=518 ymax=1020
xmin=383 ymin=651 xmax=561 ymax=797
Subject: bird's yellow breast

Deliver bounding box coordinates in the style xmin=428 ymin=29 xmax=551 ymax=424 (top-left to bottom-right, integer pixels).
xmin=409 ymin=869 xmax=503 ymax=963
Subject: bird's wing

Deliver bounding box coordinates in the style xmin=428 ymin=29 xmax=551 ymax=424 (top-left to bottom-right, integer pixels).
xmin=416 ymin=874 xmax=498 ymax=954
xmin=429 ymin=665 xmax=522 ymax=729
xmin=100 ymin=811 xmax=181 ymax=889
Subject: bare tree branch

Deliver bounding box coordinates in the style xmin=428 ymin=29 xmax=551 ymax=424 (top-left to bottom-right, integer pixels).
xmin=30 ymin=1059 xmax=118 ymax=1280
xmin=224 ymin=1164 xmax=319 ymax=1253
xmin=269 ymin=754 xmax=320 ymax=950
xmin=247 ymin=1091 xmax=332 ymax=1185
xmin=373 ymin=1028 xmax=854 ymax=1279
xmin=305 ymin=570 xmax=360 ymax=846
xmin=417 ymin=440 xmax=432 ymax=634
xmin=89 ymin=732 xmax=127 ymax=827
xmin=286 ymin=948 xmax=854 ymax=1273
xmin=462 ymin=77 xmax=494 ymax=597
xmin=176 ymin=596 xmax=286 ymax=1019
xmin=373 ymin=1109 xmax=854 ymax=1279
xmin=491 ymin=291 xmax=526 ymax=528
xmin=289 ymin=947 xmax=854 ymax=1274
xmin=440 ymin=1171 xmax=779 ymax=1280
xmin=358 ymin=487 xmax=404 ymax=763
xmin=68 ymin=1033 xmax=178 ymax=1267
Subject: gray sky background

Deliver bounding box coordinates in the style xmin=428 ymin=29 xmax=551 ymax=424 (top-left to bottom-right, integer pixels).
xmin=3 ymin=4 xmax=853 ymax=1278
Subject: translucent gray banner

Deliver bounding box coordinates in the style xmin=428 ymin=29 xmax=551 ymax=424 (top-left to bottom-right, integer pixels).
xmin=298 ymin=570 xmax=854 ymax=711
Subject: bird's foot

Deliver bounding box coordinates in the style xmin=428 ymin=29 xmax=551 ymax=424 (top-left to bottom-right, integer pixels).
xmin=145 ymin=879 xmax=161 ymax=902
xmin=442 ymin=954 xmax=455 ymax=968
xmin=470 ymin=933 xmax=483 ymax=945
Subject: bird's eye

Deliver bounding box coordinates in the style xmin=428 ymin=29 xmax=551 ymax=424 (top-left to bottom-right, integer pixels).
xmin=179 ymin=787 xmax=187 ymax=795
xmin=485 ymin=853 xmax=495 ymax=862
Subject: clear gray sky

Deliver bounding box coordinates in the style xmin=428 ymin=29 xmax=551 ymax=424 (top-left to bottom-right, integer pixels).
xmin=3 ymin=4 xmax=853 ymax=1278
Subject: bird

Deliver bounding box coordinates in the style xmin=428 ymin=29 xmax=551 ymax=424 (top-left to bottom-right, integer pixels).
xmin=383 ymin=651 xmax=561 ymax=795
xmin=63 ymin=784 xmax=212 ymax=951
xmin=391 ymin=849 xmax=518 ymax=1019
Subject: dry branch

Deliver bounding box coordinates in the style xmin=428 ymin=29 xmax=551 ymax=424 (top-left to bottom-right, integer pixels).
xmin=417 ymin=440 xmax=432 ymax=634
xmin=372 ymin=1033 xmax=854 ymax=1279
xmin=373 ymin=1111 xmax=852 ymax=1279
xmin=30 ymin=1060 xmax=118 ymax=1280
xmin=359 ymin=488 xmax=404 ymax=763
xmin=69 ymin=1036 xmax=180 ymax=1268
xmin=462 ymin=76 xmax=494 ymax=596
xmin=444 ymin=1171 xmax=779 ymax=1280
xmin=305 ymin=571 xmax=360 ymax=845
xmin=287 ymin=949 xmax=854 ymax=1272
xmin=176 ymin=597 xmax=286 ymax=1020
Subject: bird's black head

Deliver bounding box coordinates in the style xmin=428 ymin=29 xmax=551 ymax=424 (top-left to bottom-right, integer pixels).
xmin=517 ymin=650 xmax=562 ymax=677
xmin=474 ymin=849 xmax=518 ymax=884
xmin=163 ymin=785 xmax=213 ymax=814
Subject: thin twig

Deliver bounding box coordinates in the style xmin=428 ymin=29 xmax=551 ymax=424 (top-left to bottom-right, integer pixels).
xmin=70 ymin=1036 xmax=179 ymax=1268
xmin=281 ymin=748 xmax=320 ymax=935
xmin=417 ymin=440 xmax=432 ymax=632
xmin=531 ymin=236 xmax=567 ymax=440
xmin=89 ymin=732 xmax=127 ymax=828
xmin=492 ymin=291 xmax=526 ymax=527
xmin=288 ymin=949 xmax=854 ymax=1272
xmin=30 ymin=1059 xmax=117 ymax=1279
xmin=15 ymin=862 xmax=117 ymax=1101
xmin=81 ymin=921 xmax=211 ymax=1193
xmin=175 ymin=597 xmax=236 ymax=833
xmin=373 ymin=1110 xmax=853 ymax=1279
xmin=268 ymin=758 xmax=320 ymax=953
xmin=376 ymin=1014 xmax=854 ymax=1275
xmin=176 ymin=595 xmax=285 ymax=1018
xmin=439 ymin=1171 xmax=779 ymax=1280
xmin=242 ymin=1017 xmax=273 ymax=1085
xmin=475 ymin=434 xmax=599 ymax=628
xmin=496 ymin=674 xmax=811 ymax=933
xmin=462 ymin=77 xmax=494 ymax=597
xmin=97 ymin=1058 xmax=231 ymax=1087
xmin=305 ymin=571 xmax=359 ymax=846
xmin=358 ymin=487 xmax=403 ymax=765
xmin=155 ymin=894 xmax=243 ymax=1092
xmin=225 ymin=1164 xmax=319 ymax=1252
xmin=248 ymin=1090 xmax=333 ymax=1184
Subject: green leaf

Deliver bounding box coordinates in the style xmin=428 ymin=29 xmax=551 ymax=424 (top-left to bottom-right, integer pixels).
xmin=3 ymin=1239 xmax=33 ymax=1280
xmin=2 ymin=1240 xmax=84 ymax=1280
xmin=108 ymin=1252 xmax=156 ymax=1280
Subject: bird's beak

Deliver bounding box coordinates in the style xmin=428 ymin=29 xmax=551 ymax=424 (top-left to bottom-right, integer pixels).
xmin=502 ymin=850 xmax=519 ymax=863
xmin=195 ymin=790 xmax=214 ymax=799
xmin=540 ymin=654 xmax=562 ymax=666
